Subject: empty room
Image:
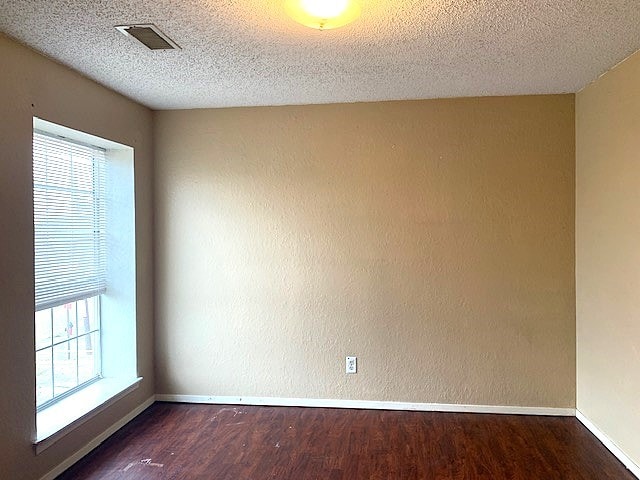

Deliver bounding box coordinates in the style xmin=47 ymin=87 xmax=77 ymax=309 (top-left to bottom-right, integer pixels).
xmin=1 ymin=0 xmax=639 ymax=479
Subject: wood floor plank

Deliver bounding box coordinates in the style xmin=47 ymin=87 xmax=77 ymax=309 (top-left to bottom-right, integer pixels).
xmin=57 ymin=403 xmax=636 ymax=479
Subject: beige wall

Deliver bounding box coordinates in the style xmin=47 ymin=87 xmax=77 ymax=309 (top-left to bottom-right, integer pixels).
xmin=154 ymin=95 xmax=576 ymax=407
xmin=0 ymin=34 xmax=155 ymax=480
xmin=576 ymin=50 xmax=640 ymax=467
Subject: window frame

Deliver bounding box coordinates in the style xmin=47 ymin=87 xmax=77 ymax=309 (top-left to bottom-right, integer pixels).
xmin=35 ymin=296 xmax=102 ymax=411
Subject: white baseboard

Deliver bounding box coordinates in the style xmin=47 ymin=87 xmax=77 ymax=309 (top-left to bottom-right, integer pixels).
xmin=39 ymin=395 xmax=155 ymax=480
xmin=576 ymin=410 xmax=640 ymax=479
xmin=155 ymin=394 xmax=575 ymax=417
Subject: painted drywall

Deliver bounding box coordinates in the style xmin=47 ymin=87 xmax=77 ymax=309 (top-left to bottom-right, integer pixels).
xmin=0 ymin=34 xmax=154 ymax=480
xmin=576 ymin=49 xmax=640 ymax=467
xmin=154 ymin=96 xmax=576 ymax=408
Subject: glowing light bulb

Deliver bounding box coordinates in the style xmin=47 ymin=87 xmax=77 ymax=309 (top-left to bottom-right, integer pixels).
xmin=285 ymin=0 xmax=360 ymax=30
xmin=299 ymin=0 xmax=349 ymax=19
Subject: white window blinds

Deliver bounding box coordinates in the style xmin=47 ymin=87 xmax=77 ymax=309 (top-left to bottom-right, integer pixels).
xmin=33 ymin=131 xmax=107 ymax=311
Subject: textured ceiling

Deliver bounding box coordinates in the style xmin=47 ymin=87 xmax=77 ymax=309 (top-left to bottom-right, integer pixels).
xmin=1 ymin=1 xmax=639 ymax=109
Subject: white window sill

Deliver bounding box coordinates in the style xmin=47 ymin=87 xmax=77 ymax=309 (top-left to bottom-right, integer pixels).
xmin=35 ymin=376 xmax=142 ymax=454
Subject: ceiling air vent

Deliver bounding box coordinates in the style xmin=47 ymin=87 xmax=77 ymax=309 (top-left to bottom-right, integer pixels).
xmin=115 ymin=24 xmax=180 ymax=50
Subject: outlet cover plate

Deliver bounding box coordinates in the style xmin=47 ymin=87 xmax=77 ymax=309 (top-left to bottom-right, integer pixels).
xmin=346 ymin=356 xmax=357 ymax=374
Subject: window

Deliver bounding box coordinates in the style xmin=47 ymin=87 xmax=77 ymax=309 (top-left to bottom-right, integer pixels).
xmin=35 ymin=297 xmax=101 ymax=407
xmin=33 ymin=132 xmax=106 ymax=409
xmin=33 ymin=118 xmax=140 ymax=450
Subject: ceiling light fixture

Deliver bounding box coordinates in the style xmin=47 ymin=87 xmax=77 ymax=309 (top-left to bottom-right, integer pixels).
xmin=284 ymin=0 xmax=361 ymax=30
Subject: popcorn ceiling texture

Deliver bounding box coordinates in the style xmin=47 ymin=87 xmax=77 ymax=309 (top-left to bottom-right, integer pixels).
xmin=0 ymin=0 xmax=639 ymax=109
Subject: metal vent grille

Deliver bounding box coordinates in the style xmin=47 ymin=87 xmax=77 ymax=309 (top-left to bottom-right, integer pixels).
xmin=115 ymin=24 xmax=180 ymax=50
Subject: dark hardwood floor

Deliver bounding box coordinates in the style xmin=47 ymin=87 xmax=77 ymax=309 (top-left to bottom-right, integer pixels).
xmin=58 ymin=402 xmax=635 ymax=479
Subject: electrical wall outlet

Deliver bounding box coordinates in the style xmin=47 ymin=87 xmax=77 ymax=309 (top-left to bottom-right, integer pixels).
xmin=346 ymin=356 xmax=357 ymax=374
